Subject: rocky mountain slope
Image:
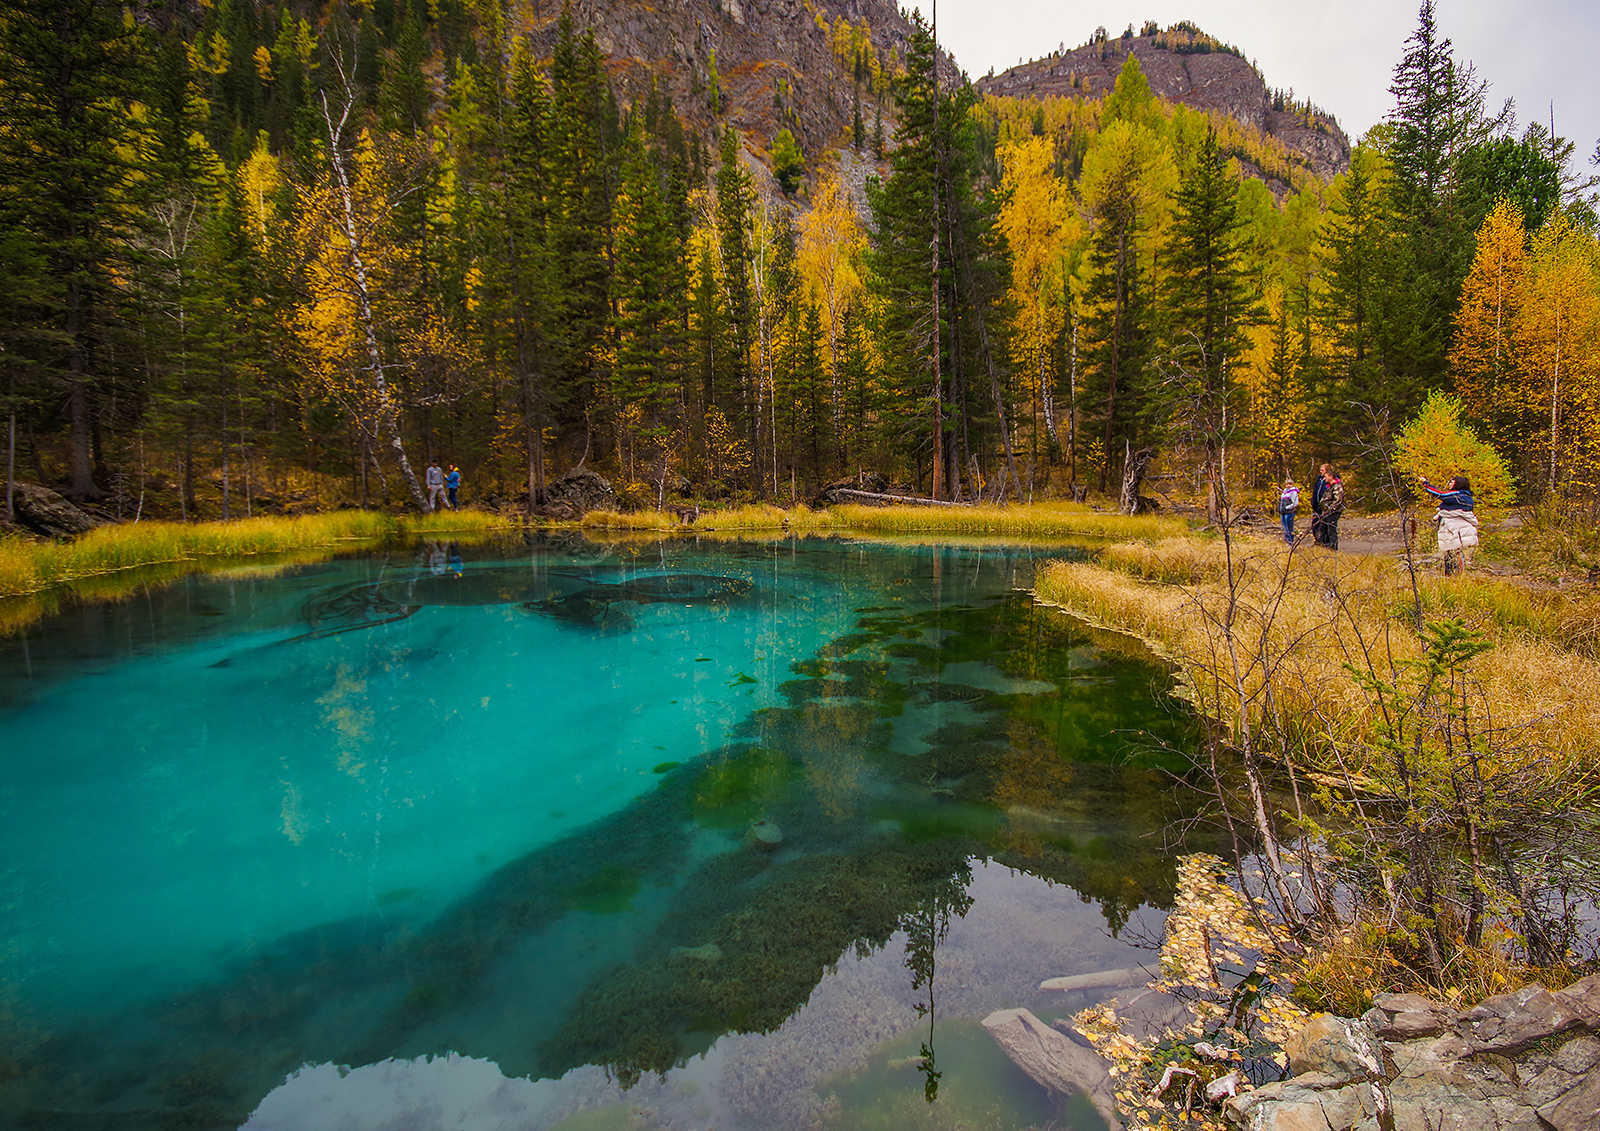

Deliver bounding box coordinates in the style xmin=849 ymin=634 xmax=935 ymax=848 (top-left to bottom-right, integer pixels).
xmin=975 ymin=24 xmax=1351 ymax=187
xmin=515 ymin=0 xmax=922 ymax=177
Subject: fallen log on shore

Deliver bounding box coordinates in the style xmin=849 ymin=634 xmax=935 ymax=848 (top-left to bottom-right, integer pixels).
xmin=827 ymin=488 xmax=971 ymax=507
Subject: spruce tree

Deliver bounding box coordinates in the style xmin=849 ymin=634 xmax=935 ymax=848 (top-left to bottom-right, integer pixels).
xmin=715 ymin=125 xmax=757 ymax=478
xmin=866 ymin=10 xmax=1004 ymax=499
xmin=1163 ymin=127 xmax=1263 ymax=520
xmin=612 ymin=121 xmax=680 ymax=471
xmin=1387 ymin=0 xmax=1488 ymax=388
xmin=546 ymin=15 xmax=616 ymax=439
xmin=0 ymin=0 xmax=143 ymax=497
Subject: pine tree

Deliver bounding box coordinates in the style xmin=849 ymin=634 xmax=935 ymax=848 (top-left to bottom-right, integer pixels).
xmin=1077 ymin=117 xmax=1173 ymax=492
xmin=1387 ymin=0 xmax=1489 ymax=388
xmin=546 ymin=14 xmax=616 ymax=445
xmin=866 ymin=10 xmax=1011 ymax=500
xmin=1314 ymin=144 xmax=1423 ymax=443
xmin=611 ymin=120 xmax=681 ymax=489
xmin=1163 ymin=127 xmax=1263 ymax=519
xmin=0 ymin=0 xmax=143 ymax=497
xmin=715 ymin=125 xmax=757 ymax=480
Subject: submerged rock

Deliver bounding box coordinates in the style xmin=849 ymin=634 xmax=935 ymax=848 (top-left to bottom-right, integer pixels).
xmin=749 ymin=819 xmax=782 ymax=844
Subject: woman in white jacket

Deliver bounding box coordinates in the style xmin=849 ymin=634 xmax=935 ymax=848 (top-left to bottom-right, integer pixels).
xmin=1419 ymin=475 xmax=1477 ymax=574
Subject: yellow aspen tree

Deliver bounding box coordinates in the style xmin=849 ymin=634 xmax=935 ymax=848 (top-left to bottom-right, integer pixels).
xmin=1517 ymin=211 xmax=1600 ymax=495
xmin=997 ymin=134 xmax=1081 ymax=484
xmin=295 ymin=85 xmax=430 ymax=510
xmin=1240 ymin=285 xmax=1308 ymax=482
xmin=796 ymin=173 xmax=864 ymax=402
xmin=238 ymin=139 xmax=282 ymax=237
xmin=1450 ymin=200 xmax=1527 ymax=452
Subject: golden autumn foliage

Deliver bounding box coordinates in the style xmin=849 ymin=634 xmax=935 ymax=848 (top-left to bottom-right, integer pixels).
xmin=1452 ymin=203 xmax=1600 ymax=495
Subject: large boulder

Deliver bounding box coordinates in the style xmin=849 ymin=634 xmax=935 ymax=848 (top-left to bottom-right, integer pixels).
xmin=1225 ymin=977 xmax=1600 ymax=1131
xmin=1456 ymin=982 xmax=1588 ymax=1054
xmin=542 ymin=470 xmax=617 ymax=515
xmin=9 ymin=482 xmax=106 ymax=538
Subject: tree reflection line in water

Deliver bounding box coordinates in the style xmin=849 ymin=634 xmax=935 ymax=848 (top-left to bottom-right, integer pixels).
xmin=903 ymin=870 xmax=976 ymax=1103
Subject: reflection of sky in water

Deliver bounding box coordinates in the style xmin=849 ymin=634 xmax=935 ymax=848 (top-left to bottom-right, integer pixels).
xmin=0 ymin=535 xmax=1198 ymax=1130
xmin=247 ymin=861 xmax=1146 ymax=1131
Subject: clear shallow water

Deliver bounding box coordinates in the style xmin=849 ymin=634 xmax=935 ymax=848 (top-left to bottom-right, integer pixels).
xmin=0 ymin=533 xmax=1213 ymax=1129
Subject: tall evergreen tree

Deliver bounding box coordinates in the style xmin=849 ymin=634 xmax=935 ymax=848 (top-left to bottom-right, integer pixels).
xmin=715 ymin=124 xmax=757 ymax=480
xmin=611 ymin=120 xmax=681 ymax=486
xmin=866 ymin=10 xmax=1007 ymax=499
xmin=0 ymin=0 xmax=143 ymax=497
xmin=546 ymin=14 xmax=615 ymax=452
xmin=1077 ymin=116 xmax=1171 ymax=492
xmin=1163 ymin=127 xmax=1263 ymax=519
xmin=1386 ymin=0 xmax=1489 ymax=387
xmin=1315 ymin=144 xmax=1423 ymax=447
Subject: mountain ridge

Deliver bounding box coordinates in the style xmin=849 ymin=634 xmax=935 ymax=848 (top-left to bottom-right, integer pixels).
xmin=974 ymin=24 xmax=1351 ymax=189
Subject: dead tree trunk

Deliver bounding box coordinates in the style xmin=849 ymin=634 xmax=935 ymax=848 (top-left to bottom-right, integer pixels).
xmin=1119 ymin=443 xmax=1153 ymax=514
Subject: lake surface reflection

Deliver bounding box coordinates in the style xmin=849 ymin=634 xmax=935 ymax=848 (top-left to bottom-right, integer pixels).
xmin=0 ymin=533 xmax=1212 ymax=1130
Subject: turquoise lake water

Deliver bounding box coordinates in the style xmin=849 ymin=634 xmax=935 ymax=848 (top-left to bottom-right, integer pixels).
xmin=0 ymin=534 xmax=1212 ymax=1129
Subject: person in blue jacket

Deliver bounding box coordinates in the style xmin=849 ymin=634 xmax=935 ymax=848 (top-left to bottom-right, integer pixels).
xmin=445 ymin=464 xmax=462 ymax=510
xmin=1419 ymin=474 xmax=1477 ymax=574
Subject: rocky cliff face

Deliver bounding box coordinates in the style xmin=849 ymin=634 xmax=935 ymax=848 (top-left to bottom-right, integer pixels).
xmin=975 ymin=31 xmax=1351 ymax=188
xmin=515 ymin=0 xmax=920 ymax=177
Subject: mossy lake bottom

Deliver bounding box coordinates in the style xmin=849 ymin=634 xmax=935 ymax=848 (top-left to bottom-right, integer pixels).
xmin=0 ymin=533 xmax=1217 ymax=1130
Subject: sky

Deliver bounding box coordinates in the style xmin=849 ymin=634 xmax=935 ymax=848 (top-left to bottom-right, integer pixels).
xmin=931 ymin=0 xmax=1600 ymax=179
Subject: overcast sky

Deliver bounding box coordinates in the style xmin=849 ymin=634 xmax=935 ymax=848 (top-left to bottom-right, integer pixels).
xmin=930 ymin=0 xmax=1599 ymax=177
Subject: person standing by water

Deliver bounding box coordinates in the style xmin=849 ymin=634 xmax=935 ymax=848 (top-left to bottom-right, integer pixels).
xmin=425 ymin=459 xmax=446 ymax=511
xmin=1319 ymin=465 xmax=1346 ymax=550
xmin=1420 ymin=475 xmax=1477 ymax=574
xmin=1310 ymin=467 xmax=1328 ymax=546
xmin=445 ymin=464 xmax=462 ymax=510
xmin=1278 ymin=478 xmax=1300 ymax=545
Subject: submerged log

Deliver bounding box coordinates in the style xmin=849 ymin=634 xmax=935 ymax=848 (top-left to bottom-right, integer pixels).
xmin=981 ymin=1007 xmax=1123 ymax=1130
xmin=1039 ymin=967 xmax=1148 ymax=993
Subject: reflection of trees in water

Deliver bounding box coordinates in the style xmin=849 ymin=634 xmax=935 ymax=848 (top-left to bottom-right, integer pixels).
xmin=544 ymin=596 xmax=1214 ymax=1085
xmin=901 ymin=868 xmax=975 ymax=1103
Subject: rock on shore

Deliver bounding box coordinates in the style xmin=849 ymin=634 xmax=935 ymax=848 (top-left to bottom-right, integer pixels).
xmin=1227 ymin=976 xmax=1600 ymax=1131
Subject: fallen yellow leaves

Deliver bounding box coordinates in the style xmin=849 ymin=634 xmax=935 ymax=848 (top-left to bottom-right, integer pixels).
xmin=1068 ymin=853 xmax=1312 ymax=1130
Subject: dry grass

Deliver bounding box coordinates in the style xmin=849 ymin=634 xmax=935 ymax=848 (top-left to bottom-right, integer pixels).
xmin=1036 ymin=536 xmax=1600 ymax=767
xmin=829 ymin=501 xmax=1188 ymax=540
xmin=0 ymin=509 xmax=515 ymax=601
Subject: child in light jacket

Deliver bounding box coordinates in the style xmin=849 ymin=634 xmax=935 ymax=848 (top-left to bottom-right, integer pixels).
xmin=1278 ymin=479 xmax=1300 ymax=544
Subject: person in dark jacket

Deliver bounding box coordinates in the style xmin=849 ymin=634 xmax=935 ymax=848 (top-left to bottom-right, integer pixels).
xmin=1319 ymin=465 xmax=1346 ymax=550
xmin=1310 ymin=467 xmax=1328 ymax=546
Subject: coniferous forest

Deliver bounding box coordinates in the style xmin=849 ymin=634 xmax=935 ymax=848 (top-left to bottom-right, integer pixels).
xmin=1 ymin=0 xmax=1596 ymax=519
